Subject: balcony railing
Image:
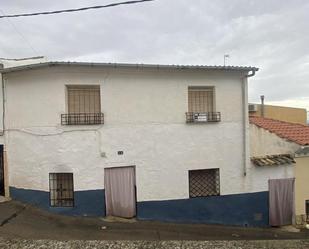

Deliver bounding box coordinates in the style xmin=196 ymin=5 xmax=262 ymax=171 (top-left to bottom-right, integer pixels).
xmin=61 ymin=113 xmax=104 ymax=125
xmin=186 ymin=112 xmax=221 ymax=123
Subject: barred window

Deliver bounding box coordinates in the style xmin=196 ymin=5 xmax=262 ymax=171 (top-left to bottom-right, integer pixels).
xmin=189 ymin=169 xmax=220 ymax=198
xmin=188 ymin=87 xmax=215 ymax=113
xmin=67 ymin=85 xmax=101 ymax=114
xmin=49 ymin=173 xmax=74 ymax=207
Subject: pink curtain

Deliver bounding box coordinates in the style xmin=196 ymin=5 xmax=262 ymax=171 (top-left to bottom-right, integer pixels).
xmin=104 ymin=167 xmax=136 ymax=218
xmin=269 ymin=178 xmax=295 ymax=226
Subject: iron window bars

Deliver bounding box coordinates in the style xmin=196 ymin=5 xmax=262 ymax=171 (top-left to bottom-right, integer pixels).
xmin=186 ymin=112 xmax=221 ymax=123
xmin=189 ymin=168 xmax=220 ymax=198
xmin=61 ymin=113 xmax=104 ymax=125
xmin=49 ymin=173 xmax=74 ymax=207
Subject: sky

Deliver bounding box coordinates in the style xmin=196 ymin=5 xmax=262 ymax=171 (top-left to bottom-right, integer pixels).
xmin=0 ymin=0 xmax=309 ymax=110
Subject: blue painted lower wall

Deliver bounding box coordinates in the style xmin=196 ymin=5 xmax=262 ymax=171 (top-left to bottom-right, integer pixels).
xmin=137 ymin=192 xmax=269 ymax=227
xmin=10 ymin=187 xmax=269 ymax=226
xmin=10 ymin=187 xmax=105 ymax=216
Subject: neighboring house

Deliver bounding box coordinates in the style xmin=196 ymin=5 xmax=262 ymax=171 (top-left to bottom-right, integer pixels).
xmin=249 ymin=103 xmax=307 ymax=125
xmin=0 ymin=56 xmax=47 ymax=68
xmin=0 ymin=61 xmax=270 ymax=226
xmin=250 ymin=116 xmax=309 ymax=226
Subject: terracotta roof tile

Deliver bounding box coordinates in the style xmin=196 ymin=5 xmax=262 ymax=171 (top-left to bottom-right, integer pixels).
xmin=249 ymin=116 xmax=309 ymax=146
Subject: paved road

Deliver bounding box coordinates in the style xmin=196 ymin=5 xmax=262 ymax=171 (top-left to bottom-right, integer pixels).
xmin=1 ymin=239 xmax=309 ymax=249
xmin=0 ymin=201 xmax=308 ymax=241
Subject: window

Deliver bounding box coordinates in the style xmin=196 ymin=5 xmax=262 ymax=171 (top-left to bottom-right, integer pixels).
xmin=186 ymin=87 xmax=221 ymax=123
xmin=189 ymin=169 xmax=220 ymax=198
xmin=49 ymin=173 xmax=74 ymax=207
xmin=67 ymin=85 xmax=101 ymax=114
xmin=61 ymin=85 xmax=104 ymax=125
xmin=188 ymin=86 xmax=215 ymax=113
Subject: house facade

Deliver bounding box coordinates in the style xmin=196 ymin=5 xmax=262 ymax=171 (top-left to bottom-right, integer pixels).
xmin=0 ymin=62 xmax=268 ymax=226
xmin=250 ymin=116 xmax=309 ymax=226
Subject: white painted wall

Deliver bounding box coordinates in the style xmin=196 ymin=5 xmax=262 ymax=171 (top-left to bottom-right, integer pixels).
xmin=3 ymin=66 xmax=251 ymax=201
xmin=247 ymin=123 xmax=299 ymax=192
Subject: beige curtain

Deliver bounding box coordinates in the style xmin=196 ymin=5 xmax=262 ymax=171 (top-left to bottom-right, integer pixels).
xmin=104 ymin=167 xmax=136 ymax=218
xmin=67 ymin=85 xmax=101 ymax=114
xmin=188 ymin=87 xmax=214 ymax=112
xmin=269 ymin=178 xmax=295 ymax=226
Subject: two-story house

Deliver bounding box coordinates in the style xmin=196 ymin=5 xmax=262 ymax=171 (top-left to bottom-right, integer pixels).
xmin=0 ymin=61 xmax=264 ymax=226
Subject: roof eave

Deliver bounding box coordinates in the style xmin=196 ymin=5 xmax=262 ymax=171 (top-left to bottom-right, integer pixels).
xmin=0 ymin=61 xmax=259 ymax=74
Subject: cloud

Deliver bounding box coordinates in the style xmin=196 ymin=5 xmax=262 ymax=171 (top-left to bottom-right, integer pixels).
xmin=0 ymin=0 xmax=308 ymax=109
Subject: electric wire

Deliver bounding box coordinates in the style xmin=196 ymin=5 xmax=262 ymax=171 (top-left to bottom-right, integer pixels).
xmin=0 ymin=0 xmax=154 ymax=19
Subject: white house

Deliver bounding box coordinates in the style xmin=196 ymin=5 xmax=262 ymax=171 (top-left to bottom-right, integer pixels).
xmin=0 ymin=61 xmax=266 ymax=226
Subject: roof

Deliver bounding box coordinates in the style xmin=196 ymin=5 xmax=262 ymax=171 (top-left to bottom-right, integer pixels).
xmin=0 ymin=61 xmax=259 ymax=74
xmin=250 ymin=116 xmax=309 ymax=146
xmin=251 ymin=154 xmax=295 ymax=167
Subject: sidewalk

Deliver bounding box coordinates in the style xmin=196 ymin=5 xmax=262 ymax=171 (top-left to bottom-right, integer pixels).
xmin=0 ymin=200 xmax=308 ymax=241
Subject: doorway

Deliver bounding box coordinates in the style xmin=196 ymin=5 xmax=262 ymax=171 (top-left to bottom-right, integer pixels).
xmin=104 ymin=166 xmax=136 ymax=218
xmin=269 ymin=178 xmax=295 ymax=226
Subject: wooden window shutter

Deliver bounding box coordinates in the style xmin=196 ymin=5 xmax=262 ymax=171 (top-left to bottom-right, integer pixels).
xmin=188 ymin=87 xmax=214 ymax=113
xmin=67 ymin=85 xmax=101 ymax=114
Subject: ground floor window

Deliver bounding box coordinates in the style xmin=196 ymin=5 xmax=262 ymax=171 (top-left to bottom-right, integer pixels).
xmin=49 ymin=173 xmax=74 ymax=207
xmin=189 ymin=168 xmax=220 ymax=198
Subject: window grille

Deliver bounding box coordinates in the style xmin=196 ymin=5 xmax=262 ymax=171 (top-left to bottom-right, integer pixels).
xmin=189 ymin=169 xmax=220 ymax=198
xmin=49 ymin=173 xmax=74 ymax=207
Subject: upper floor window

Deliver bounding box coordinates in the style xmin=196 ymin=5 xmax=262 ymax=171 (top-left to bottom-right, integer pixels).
xmin=61 ymin=85 xmax=104 ymax=125
xmin=186 ymin=86 xmax=221 ymax=123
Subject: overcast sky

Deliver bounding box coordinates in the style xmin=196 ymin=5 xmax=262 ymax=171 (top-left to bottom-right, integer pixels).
xmin=0 ymin=0 xmax=308 ymax=110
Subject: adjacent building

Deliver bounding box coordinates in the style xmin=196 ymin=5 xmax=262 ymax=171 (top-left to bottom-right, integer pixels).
xmin=250 ymin=116 xmax=309 ymax=226
xmin=249 ymin=103 xmax=307 ymax=125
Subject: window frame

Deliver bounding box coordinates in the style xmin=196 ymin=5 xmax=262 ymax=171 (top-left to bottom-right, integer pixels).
xmin=65 ymin=84 xmax=101 ymax=114
xmin=49 ymin=172 xmax=74 ymax=207
xmin=188 ymin=86 xmax=216 ymax=113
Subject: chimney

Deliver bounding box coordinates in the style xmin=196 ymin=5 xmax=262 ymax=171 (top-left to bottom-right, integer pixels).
xmin=260 ymin=95 xmax=265 ymax=117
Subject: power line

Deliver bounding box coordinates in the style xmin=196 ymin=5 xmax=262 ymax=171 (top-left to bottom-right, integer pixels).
xmin=0 ymin=0 xmax=154 ymax=19
xmin=0 ymin=9 xmax=39 ymax=55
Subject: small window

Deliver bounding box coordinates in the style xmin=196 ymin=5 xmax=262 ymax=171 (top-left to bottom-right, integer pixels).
xmin=189 ymin=168 xmax=220 ymax=198
xmin=188 ymin=86 xmax=215 ymax=113
xmin=49 ymin=173 xmax=74 ymax=207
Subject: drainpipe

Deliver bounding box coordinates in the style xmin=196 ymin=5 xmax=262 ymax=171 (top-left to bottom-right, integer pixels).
xmin=242 ymin=69 xmax=257 ymax=176
xmin=0 ymin=64 xmax=4 ymax=136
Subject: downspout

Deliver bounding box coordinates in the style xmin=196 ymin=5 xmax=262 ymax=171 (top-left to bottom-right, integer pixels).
xmin=242 ymin=69 xmax=256 ymax=176
xmin=0 ymin=64 xmax=4 ymax=136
